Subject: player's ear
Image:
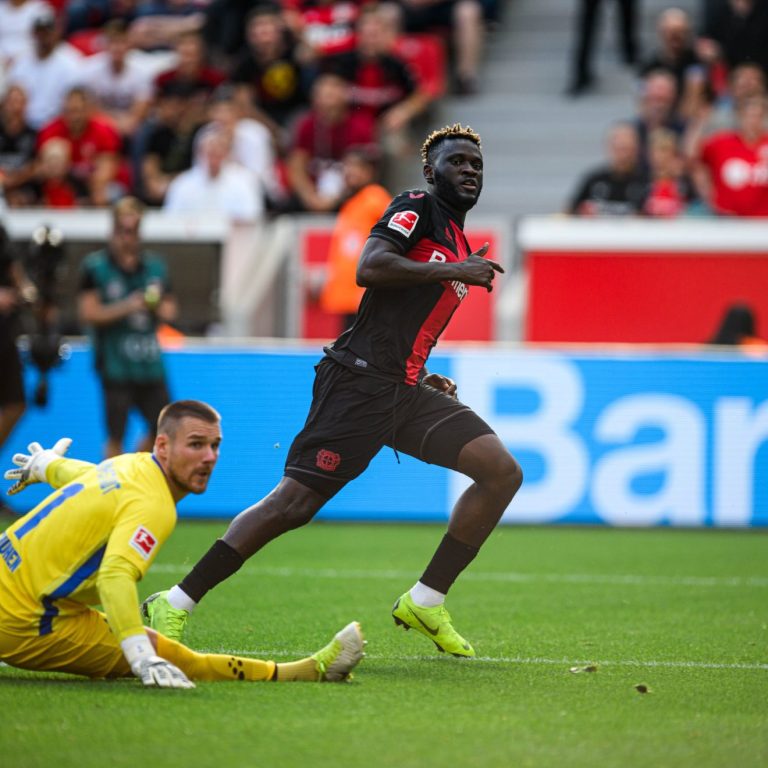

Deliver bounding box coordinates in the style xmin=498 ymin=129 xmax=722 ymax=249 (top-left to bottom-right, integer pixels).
xmin=154 ymin=432 xmax=169 ymax=460
xmin=423 ymin=162 xmax=434 ymax=185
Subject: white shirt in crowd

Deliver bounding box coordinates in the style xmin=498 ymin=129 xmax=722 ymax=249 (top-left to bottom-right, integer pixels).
xmin=163 ymin=162 xmax=262 ymax=223
xmin=0 ymin=0 xmax=48 ymax=68
xmin=80 ymin=51 xmax=153 ymax=112
xmin=7 ymin=42 xmax=83 ymax=128
xmin=229 ymin=118 xmax=276 ymax=200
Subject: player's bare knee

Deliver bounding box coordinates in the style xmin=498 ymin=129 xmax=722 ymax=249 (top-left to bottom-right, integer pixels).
xmin=487 ymin=452 xmax=522 ymax=500
xmin=274 ymin=497 xmax=318 ymax=530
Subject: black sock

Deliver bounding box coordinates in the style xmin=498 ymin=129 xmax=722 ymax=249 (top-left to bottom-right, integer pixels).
xmin=420 ymin=533 xmax=480 ymax=595
xmin=179 ymin=539 xmax=245 ymax=603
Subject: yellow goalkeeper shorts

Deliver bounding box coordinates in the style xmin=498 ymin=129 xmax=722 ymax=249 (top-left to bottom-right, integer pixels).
xmin=0 ymin=600 xmax=131 ymax=679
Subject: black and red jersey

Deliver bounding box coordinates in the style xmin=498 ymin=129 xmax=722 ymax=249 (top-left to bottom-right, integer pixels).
xmin=325 ymin=189 xmax=472 ymax=385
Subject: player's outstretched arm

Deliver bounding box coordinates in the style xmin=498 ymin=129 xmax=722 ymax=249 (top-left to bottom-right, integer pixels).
xmin=4 ymin=438 xmax=94 ymax=495
xmin=357 ymin=238 xmax=503 ymax=291
xmin=98 ymin=554 xmax=194 ymax=689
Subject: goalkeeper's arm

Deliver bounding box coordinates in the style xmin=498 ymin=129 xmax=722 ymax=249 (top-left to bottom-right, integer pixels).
xmin=97 ymin=555 xmax=194 ymax=689
xmin=4 ymin=438 xmax=94 ymax=495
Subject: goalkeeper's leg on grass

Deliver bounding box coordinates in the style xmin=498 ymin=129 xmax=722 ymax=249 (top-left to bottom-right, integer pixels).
xmin=152 ymin=622 xmax=365 ymax=682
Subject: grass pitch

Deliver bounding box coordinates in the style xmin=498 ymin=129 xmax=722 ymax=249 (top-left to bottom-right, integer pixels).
xmin=1 ymin=522 xmax=766 ymax=768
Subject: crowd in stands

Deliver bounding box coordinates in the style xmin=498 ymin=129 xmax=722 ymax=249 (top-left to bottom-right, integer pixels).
xmin=0 ymin=0 xmax=502 ymax=219
xmin=568 ymin=0 xmax=768 ymax=219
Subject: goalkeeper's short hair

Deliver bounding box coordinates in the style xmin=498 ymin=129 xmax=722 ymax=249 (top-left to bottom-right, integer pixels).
xmin=158 ymin=400 xmax=220 ymax=437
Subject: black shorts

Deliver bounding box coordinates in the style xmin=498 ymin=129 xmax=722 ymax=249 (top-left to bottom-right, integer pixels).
xmin=284 ymin=359 xmax=495 ymax=498
xmin=0 ymin=340 xmax=25 ymax=407
xmin=102 ymin=380 xmax=170 ymax=442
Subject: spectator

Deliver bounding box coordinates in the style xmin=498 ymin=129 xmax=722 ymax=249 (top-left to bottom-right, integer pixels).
xmin=163 ymin=125 xmax=263 ymax=222
xmin=78 ymin=196 xmax=178 ymax=458
xmin=29 ymin=136 xmax=89 ymax=206
xmin=153 ymin=30 xmax=226 ymax=125
xmin=0 ymin=0 xmax=50 ymax=72
xmin=0 ymin=85 xmax=37 ymax=207
xmin=567 ymin=121 xmax=648 ymax=215
xmin=693 ymin=95 xmax=768 ymax=217
xmin=325 ymin=4 xmax=430 ymax=143
xmin=566 ymin=0 xmax=639 ymax=96
xmin=394 ymin=0 xmax=485 ymax=95
xmin=37 ymin=87 xmax=125 ymax=206
xmin=282 ymin=0 xmax=361 ymax=62
xmin=632 ymin=69 xmax=687 ymax=167
xmin=696 ymin=0 xmax=768 ymax=81
xmin=643 ymin=127 xmax=697 ymax=217
xmin=205 ymin=85 xmax=276 ymax=209
xmin=708 ymin=302 xmax=767 ymax=350
xmin=64 ymin=0 xmax=139 ymax=36
xmin=286 ymin=71 xmax=376 ymax=212
xmin=139 ymin=83 xmax=204 ymax=206
xmin=79 ymin=19 xmax=153 ymax=141
xmin=638 ymin=7 xmax=708 ymax=118
xmin=318 ymin=145 xmax=391 ymax=331
xmin=0 ymin=224 xmax=31 ymax=471
xmin=6 ymin=5 xmax=83 ymax=129
xmin=129 ymin=0 xmax=207 ymax=51
xmin=704 ymin=61 xmax=767 ymax=132
xmin=230 ymin=4 xmax=310 ymax=140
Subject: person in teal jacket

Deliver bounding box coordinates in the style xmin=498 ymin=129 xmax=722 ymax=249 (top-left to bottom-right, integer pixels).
xmin=78 ymin=196 xmax=178 ymax=457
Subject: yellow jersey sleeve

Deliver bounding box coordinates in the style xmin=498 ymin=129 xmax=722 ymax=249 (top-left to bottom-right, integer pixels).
xmin=45 ymin=457 xmax=97 ymax=489
xmin=96 ymin=553 xmax=145 ymax=642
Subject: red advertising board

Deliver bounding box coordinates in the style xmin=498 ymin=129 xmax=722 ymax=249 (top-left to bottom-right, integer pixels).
xmin=521 ymin=218 xmax=768 ymax=343
xmin=300 ymin=227 xmax=500 ymax=341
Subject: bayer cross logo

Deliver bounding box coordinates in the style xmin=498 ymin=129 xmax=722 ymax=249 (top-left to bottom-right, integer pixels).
xmin=316 ymin=449 xmax=341 ymax=472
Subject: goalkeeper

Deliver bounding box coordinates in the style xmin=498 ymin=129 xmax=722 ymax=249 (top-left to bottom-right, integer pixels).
xmin=0 ymin=400 xmax=363 ymax=688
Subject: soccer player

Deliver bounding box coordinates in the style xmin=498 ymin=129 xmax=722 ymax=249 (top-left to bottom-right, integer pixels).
xmin=145 ymin=124 xmax=523 ymax=658
xmin=0 ymin=400 xmax=364 ymax=687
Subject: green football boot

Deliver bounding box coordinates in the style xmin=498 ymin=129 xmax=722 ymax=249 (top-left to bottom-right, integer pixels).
xmin=392 ymin=591 xmax=475 ymax=658
xmin=141 ymin=591 xmax=189 ymax=642
xmin=311 ymin=621 xmax=366 ymax=681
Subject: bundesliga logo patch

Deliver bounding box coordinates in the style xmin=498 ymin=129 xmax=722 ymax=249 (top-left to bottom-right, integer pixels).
xmin=316 ymin=449 xmax=341 ymax=472
xmin=388 ymin=210 xmax=419 ymax=237
xmin=130 ymin=526 xmax=157 ymax=559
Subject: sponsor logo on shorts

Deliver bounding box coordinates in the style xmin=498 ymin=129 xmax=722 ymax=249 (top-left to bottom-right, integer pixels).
xmin=388 ymin=210 xmax=419 ymax=237
xmin=316 ymin=449 xmax=341 ymax=472
xmin=130 ymin=526 xmax=157 ymax=559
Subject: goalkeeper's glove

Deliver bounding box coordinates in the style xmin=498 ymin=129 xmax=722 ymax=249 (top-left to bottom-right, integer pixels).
xmin=4 ymin=438 xmax=73 ymax=496
xmin=121 ymin=634 xmax=195 ymax=689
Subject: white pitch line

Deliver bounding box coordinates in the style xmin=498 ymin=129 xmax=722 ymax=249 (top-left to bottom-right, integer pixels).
xmin=149 ymin=563 xmax=768 ymax=588
xmin=198 ymin=650 xmax=768 ymax=672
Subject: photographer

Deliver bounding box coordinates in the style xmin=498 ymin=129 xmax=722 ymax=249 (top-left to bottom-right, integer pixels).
xmin=0 ymin=225 xmax=35 ymax=449
xmin=78 ymin=197 xmax=178 ymax=458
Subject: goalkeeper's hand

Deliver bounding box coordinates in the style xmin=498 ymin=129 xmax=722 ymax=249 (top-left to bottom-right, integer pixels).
xmin=134 ymin=656 xmax=195 ymax=689
xmin=122 ymin=634 xmax=195 ymax=689
xmin=4 ymin=438 xmax=72 ymax=496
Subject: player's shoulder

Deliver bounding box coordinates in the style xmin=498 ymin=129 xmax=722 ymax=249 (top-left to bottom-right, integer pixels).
xmin=376 ymin=189 xmax=434 ymax=239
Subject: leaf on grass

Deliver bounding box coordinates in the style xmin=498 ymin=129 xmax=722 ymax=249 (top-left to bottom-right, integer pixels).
xmin=569 ymin=665 xmax=598 ymax=674
xmin=634 ymin=684 xmax=651 ymax=694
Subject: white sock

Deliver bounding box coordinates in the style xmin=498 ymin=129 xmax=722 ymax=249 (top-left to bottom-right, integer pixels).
xmin=167 ymin=585 xmax=197 ymax=612
xmin=409 ymin=581 xmax=445 ymax=608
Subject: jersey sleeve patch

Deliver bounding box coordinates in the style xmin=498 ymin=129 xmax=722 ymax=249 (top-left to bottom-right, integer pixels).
xmin=129 ymin=526 xmax=158 ymax=560
xmin=387 ymin=210 xmax=420 ymax=237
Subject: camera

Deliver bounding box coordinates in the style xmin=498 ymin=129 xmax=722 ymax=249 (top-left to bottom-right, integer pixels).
xmin=24 ymin=225 xmax=68 ymax=407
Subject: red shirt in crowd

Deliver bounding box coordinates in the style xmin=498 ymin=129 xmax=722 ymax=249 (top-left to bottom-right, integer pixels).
xmin=283 ymin=0 xmax=361 ymax=57
xmin=699 ymin=131 xmax=768 ymax=216
xmin=37 ymin=116 xmax=122 ymax=184
xmin=293 ymin=109 xmax=375 ymax=179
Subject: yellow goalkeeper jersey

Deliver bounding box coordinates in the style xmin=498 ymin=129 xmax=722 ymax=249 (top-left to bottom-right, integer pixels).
xmin=0 ymin=453 xmax=176 ymax=641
